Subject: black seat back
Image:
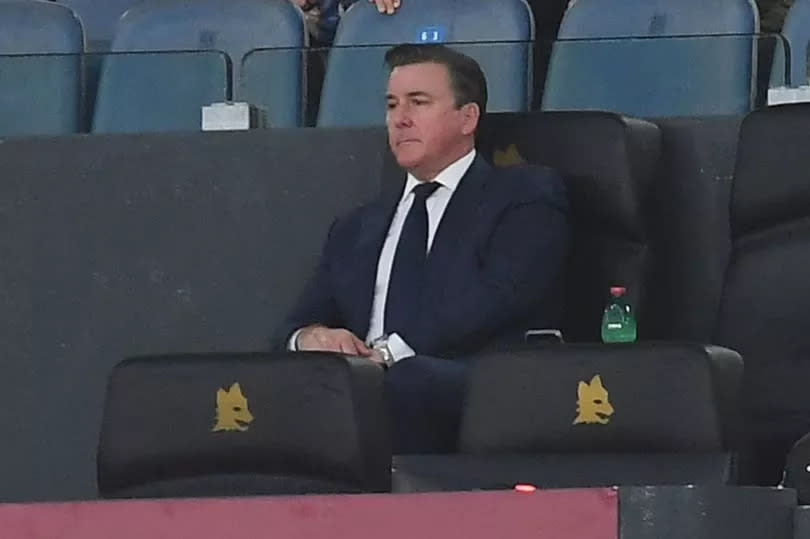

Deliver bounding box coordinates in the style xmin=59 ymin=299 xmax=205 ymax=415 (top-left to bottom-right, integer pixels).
xmin=478 ymin=111 xmax=660 ymax=341
xmin=715 ymin=104 xmax=810 ymax=484
xmin=97 ymin=352 xmax=391 ymax=498
xmin=461 ymin=344 xmax=742 ymax=455
xmin=391 ymin=344 xmax=743 ymax=491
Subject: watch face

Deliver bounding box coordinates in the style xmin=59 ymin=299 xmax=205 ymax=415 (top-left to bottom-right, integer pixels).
xmin=372 ymin=340 xmax=393 ymax=366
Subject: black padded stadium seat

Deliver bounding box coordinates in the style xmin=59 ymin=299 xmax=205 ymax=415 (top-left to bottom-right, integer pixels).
xmin=97 ymin=352 xmax=391 ymax=498
xmin=714 ymin=104 xmax=810 ymax=485
xmin=784 ymin=432 xmax=810 ymax=505
xmin=393 ymin=344 xmax=742 ymax=492
xmin=477 ymin=111 xmax=660 ymax=342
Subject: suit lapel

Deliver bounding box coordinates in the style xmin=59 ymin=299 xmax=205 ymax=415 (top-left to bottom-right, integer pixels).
xmin=345 ymin=173 xmax=405 ymax=337
xmin=425 ymin=155 xmax=490 ymax=283
xmin=345 ymin=156 xmax=489 ymax=337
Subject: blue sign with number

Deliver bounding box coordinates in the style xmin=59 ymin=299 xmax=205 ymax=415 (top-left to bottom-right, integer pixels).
xmin=417 ymin=26 xmax=446 ymax=43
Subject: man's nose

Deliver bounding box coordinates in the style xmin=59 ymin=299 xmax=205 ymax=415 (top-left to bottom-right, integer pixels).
xmin=391 ymin=105 xmax=413 ymax=128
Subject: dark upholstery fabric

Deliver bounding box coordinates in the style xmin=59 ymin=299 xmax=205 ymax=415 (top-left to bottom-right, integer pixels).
xmin=97 ymin=352 xmax=391 ymax=497
xmin=645 ymin=116 xmax=741 ymax=342
xmin=731 ymin=105 xmax=810 ymax=237
xmin=478 ymin=111 xmax=660 ymax=342
xmin=716 ymin=104 xmax=810 ymax=484
xmin=459 ymin=344 xmax=742 ymax=454
xmin=435 ymin=344 xmax=743 ymax=489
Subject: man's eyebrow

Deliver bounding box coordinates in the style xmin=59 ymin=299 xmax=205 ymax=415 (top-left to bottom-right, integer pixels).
xmin=386 ymin=91 xmax=433 ymax=100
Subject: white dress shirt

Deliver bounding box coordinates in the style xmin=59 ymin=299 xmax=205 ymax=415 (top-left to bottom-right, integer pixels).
xmin=366 ymin=148 xmax=476 ymax=361
xmin=291 ymin=148 xmax=477 ymax=361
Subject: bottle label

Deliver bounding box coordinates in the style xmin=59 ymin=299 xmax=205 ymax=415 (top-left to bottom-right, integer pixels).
xmin=607 ymin=323 xmax=622 ymax=329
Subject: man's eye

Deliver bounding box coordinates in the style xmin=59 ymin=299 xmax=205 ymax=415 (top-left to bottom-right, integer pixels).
xmin=386 ymin=102 xmax=396 ymax=109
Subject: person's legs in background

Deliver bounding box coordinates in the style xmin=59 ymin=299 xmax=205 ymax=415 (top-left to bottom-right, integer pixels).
xmin=529 ymin=0 xmax=569 ymax=108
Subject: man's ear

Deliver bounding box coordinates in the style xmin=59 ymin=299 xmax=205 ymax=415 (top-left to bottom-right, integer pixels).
xmin=460 ymin=102 xmax=481 ymax=136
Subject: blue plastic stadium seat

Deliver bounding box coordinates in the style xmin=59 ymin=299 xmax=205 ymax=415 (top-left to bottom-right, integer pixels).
xmin=318 ymin=0 xmax=533 ymax=127
xmin=93 ymin=0 xmax=306 ymax=132
xmin=58 ymin=0 xmax=140 ymax=51
xmin=543 ymin=0 xmax=758 ymax=117
xmin=92 ymin=50 xmax=229 ymax=133
xmin=0 ymin=0 xmax=83 ymax=136
xmin=781 ymin=0 xmax=810 ymax=86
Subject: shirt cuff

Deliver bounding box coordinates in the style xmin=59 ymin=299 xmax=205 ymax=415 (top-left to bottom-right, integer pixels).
xmin=288 ymin=328 xmax=305 ymax=351
xmin=387 ymin=332 xmax=416 ymax=362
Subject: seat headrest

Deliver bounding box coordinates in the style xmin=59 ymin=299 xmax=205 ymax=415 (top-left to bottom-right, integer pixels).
xmin=97 ymin=352 xmax=391 ymax=496
xmin=460 ymin=344 xmax=742 ymax=454
xmin=480 ymin=111 xmax=660 ymax=243
xmin=479 ymin=111 xmax=660 ymax=341
xmin=113 ymin=0 xmax=305 ymax=53
xmin=0 ymin=1 xmax=83 ymax=54
xmin=732 ymin=105 xmax=810 ymax=237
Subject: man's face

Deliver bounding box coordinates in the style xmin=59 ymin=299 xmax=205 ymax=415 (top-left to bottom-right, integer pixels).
xmin=386 ymin=62 xmax=478 ymax=180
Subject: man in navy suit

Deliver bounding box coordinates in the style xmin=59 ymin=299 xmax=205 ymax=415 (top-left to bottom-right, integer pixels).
xmin=282 ymin=44 xmax=568 ymax=453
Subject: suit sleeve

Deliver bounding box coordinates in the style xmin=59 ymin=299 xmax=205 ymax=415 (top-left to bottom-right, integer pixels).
xmin=408 ymin=173 xmax=569 ymax=356
xmin=274 ymin=220 xmax=343 ymax=349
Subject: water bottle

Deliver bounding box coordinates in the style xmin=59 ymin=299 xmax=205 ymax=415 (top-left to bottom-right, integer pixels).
xmin=601 ymin=286 xmax=637 ymax=343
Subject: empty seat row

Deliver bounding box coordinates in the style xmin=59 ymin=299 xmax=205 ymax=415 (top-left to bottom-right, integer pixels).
xmin=0 ymin=0 xmax=532 ymax=133
xmin=97 ymin=0 xmax=306 ymax=130
xmin=0 ymin=0 xmax=307 ymax=134
xmin=0 ymin=0 xmax=775 ymax=137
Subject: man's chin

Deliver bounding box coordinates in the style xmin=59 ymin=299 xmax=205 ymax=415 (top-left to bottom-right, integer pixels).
xmin=394 ymin=152 xmax=423 ymax=171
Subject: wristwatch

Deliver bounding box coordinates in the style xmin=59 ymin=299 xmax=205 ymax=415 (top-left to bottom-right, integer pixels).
xmin=370 ymin=336 xmax=395 ymax=368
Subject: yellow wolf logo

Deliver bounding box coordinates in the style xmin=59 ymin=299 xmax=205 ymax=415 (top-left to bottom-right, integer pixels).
xmin=493 ymin=144 xmax=527 ymax=168
xmin=573 ymin=375 xmax=614 ymax=425
xmin=212 ymin=382 xmax=254 ymax=432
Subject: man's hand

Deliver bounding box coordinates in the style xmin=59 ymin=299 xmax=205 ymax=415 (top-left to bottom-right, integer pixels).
xmin=369 ymin=0 xmax=401 ymax=15
xmin=366 ymin=349 xmax=387 ymax=366
xmin=296 ymin=325 xmax=373 ymax=356
xmin=293 ymin=0 xmax=319 ymax=10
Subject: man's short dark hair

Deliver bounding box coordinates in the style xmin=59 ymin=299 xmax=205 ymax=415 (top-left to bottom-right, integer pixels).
xmin=385 ymin=44 xmax=488 ymax=114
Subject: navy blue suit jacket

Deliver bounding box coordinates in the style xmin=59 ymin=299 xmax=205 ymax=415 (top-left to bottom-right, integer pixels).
xmin=281 ymin=155 xmax=568 ymax=358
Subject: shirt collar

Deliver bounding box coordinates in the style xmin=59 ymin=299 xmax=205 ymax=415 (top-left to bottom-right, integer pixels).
xmin=401 ymin=148 xmax=476 ymax=202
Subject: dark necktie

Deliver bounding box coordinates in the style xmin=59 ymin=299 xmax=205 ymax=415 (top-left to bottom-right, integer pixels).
xmin=384 ymin=181 xmax=441 ymax=337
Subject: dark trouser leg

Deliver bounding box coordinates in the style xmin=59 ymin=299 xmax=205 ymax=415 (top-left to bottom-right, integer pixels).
xmin=385 ymin=355 xmax=469 ymax=454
